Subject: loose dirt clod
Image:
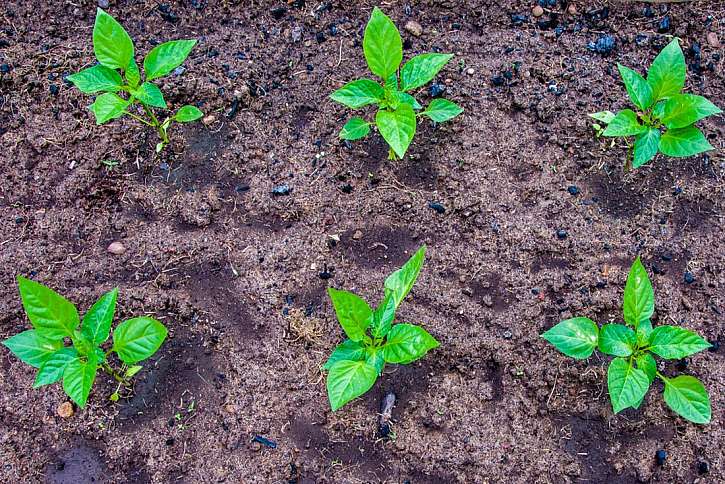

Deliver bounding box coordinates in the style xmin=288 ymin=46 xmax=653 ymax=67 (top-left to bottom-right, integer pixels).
xmin=532 ymin=6 xmax=544 ymax=17
xmin=57 ymin=401 xmax=74 ymax=418
xmin=707 ymin=32 xmax=720 ymax=48
xmin=107 ymin=241 xmax=126 ymax=255
xmin=404 ymin=21 xmax=423 ymax=37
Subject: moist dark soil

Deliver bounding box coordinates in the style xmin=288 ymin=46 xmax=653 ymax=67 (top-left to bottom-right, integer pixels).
xmin=1 ymin=1 xmax=723 ymax=482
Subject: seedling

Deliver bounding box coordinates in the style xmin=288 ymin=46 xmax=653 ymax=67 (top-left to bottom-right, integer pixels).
xmin=331 ymin=8 xmax=463 ymax=160
xmin=2 ymin=277 xmax=168 ymax=408
xmin=68 ymin=8 xmax=203 ymax=152
xmin=541 ymin=257 xmax=712 ymax=424
xmin=324 ymin=246 xmax=439 ymax=411
xmin=590 ymin=38 xmax=721 ymax=169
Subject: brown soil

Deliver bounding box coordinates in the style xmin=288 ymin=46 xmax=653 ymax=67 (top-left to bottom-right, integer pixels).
xmin=1 ymin=1 xmax=723 ymax=483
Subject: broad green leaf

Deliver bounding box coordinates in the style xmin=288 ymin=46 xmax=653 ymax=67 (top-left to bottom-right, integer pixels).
xmin=326 ymin=359 xmax=378 ymax=411
xmin=598 ymin=324 xmax=636 ymax=357
xmin=34 ymin=348 xmax=78 ymax=388
xmin=132 ymin=82 xmax=166 ymax=109
xmin=144 ymin=39 xmax=196 ymax=80
xmin=339 ymin=117 xmax=370 ymax=140
xmin=647 ymin=38 xmax=685 ymax=101
xmin=363 ymin=7 xmax=402 ymax=80
xmin=327 ymin=288 xmax=372 ymax=342
xmin=370 ymin=293 xmax=396 ymax=338
xmin=93 ymin=8 xmax=134 ymax=71
xmin=661 ymin=94 xmax=722 ymax=129
xmin=72 ymin=332 xmax=95 ymax=357
xmin=618 ymin=64 xmax=653 ymax=110
xmin=652 ymin=100 xmax=666 ymax=119
xmin=67 ymin=64 xmax=123 ymax=93
xmin=400 ymin=53 xmax=453 ymax=92
xmin=381 ymin=324 xmax=439 ymax=364
xmin=376 ymin=104 xmax=416 ymax=159
xmin=602 ymin=109 xmax=646 ymax=137
xmin=63 ymin=353 xmax=98 ymax=408
xmin=112 ymin=317 xmax=167 ymax=364
xmin=623 ymin=257 xmax=654 ymax=328
xmin=648 ymin=326 xmax=711 ymax=359
xmin=17 ymin=276 xmax=79 ymax=340
xmin=637 ymin=319 xmax=653 ymax=346
xmin=366 ymin=347 xmax=385 ymax=374
xmin=662 ymin=375 xmax=711 ymax=424
xmin=81 ymin=288 xmax=118 ymax=346
xmin=330 ymin=79 xmax=384 ymax=109
xmin=422 ymin=98 xmax=464 ymax=123
xmin=589 ymin=111 xmax=615 ymax=124
xmin=658 ymin=126 xmax=714 ymax=157
xmin=175 ymin=105 xmax=203 ymax=122
xmin=125 ymin=58 xmax=140 ymax=87
xmin=636 ymin=352 xmax=657 ymax=384
xmin=633 ymin=128 xmax=661 ymax=168
xmin=394 ymin=92 xmax=422 ymax=110
xmin=323 ymin=339 xmax=366 ymax=370
xmin=384 ymin=246 xmax=426 ymax=310
xmin=124 ymin=365 xmax=143 ymax=378
xmin=89 ymin=92 xmax=129 ymax=125
xmin=2 ymin=330 xmax=63 ymax=368
xmin=540 ymin=317 xmax=599 ymax=359
xmin=608 ymin=357 xmax=650 ymax=413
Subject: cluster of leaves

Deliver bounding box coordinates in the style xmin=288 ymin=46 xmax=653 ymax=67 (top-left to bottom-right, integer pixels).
xmin=331 ymin=8 xmax=463 ymax=160
xmin=2 ymin=277 xmax=168 ymax=408
xmin=590 ymin=38 xmax=721 ymax=169
xmin=68 ymin=8 xmax=203 ymax=152
xmin=541 ymin=258 xmax=711 ymax=424
xmin=324 ymin=246 xmax=439 ymax=411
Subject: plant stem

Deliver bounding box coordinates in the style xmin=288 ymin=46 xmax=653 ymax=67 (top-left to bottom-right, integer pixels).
xmin=124 ymin=111 xmax=154 ymax=127
xmin=101 ymin=362 xmax=125 ymax=383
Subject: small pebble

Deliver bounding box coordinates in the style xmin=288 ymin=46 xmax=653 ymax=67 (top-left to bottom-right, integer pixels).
xmin=588 ymin=35 xmax=616 ymax=55
xmin=532 ymin=6 xmax=544 ymax=17
xmin=567 ymin=185 xmax=579 ymax=195
xmin=466 ymin=68 xmax=475 ymax=75
xmin=252 ymin=435 xmax=277 ymax=448
xmin=57 ymin=402 xmax=74 ymax=418
xmin=202 ymin=115 xmax=215 ymax=126
xmin=556 ymin=229 xmax=568 ymax=240
xmin=428 ymin=202 xmax=445 ymax=214
xmin=97 ymin=0 xmax=110 ymax=8
xmin=511 ymin=14 xmax=528 ymax=26
xmin=684 ymin=272 xmax=695 ymax=284
xmin=429 ymin=83 xmax=445 ymax=97
xmin=658 ymin=16 xmax=671 ymax=33
xmin=503 ymin=330 xmax=513 ymax=339
xmin=697 ymin=461 xmax=709 ymax=474
xmin=0 ymin=64 xmax=10 ymax=74
xmin=567 ymin=4 xmax=577 ymax=15
xmin=49 ymin=85 xmax=59 ymax=95
xmin=352 ymin=230 xmax=363 ymax=240
xmin=173 ymin=66 xmax=185 ymax=76
xmin=655 ymin=449 xmax=667 ymax=466
xmin=404 ymin=21 xmax=423 ymax=37
xmin=491 ymin=75 xmax=505 ymax=86
xmin=107 ymin=241 xmax=126 ymax=255
xmin=707 ymin=32 xmax=720 ymax=48
xmin=272 ymin=185 xmax=291 ymax=196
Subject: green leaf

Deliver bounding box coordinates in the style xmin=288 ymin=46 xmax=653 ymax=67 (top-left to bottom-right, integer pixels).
xmin=366 ymin=347 xmax=385 ymax=375
xmin=647 ymin=38 xmax=686 ymax=101
xmin=662 ymin=375 xmax=711 ymax=424
xmin=652 ymin=100 xmax=667 ymax=120
xmin=376 ymin=104 xmax=416 ymax=159
xmin=622 ymin=257 xmax=654 ymax=328
xmin=326 ymin=359 xmax=378 ymax=411
xmin=381 ymin=324 xmax=439 ymax=364
xmin=112 ymin=317 xmax=168 ymax=364
xmin=330 ymin=79 xmax=384 ymax=109
xmin=125 ymin=58 xmax=140 ymax=87
xmin=659 ymin=126 xmax=714 ymax=157
xmin=422 ymin=98 xmax=464 ymax=123
xmin=175 ymin=105 xmax=203 ymax=122
xmin=394 ymin=92 xmax=422 ymax=110
xmin=17 ymin=276 xmax=79 ymax=340
xmin=327 ymin=288 xmax=372 ymax=342
xmin=608 ymin=357 xmax=650 ymax=413
xmin=661 ymin=94 xmax=722 ymax=130
xmin=124 ymin=365 xmax=143 ymax=378
xmin=618 ymin=64 xmax=653 ymax=110
xmin=2 ymin=330 xmax=63 ymax=368
xmin=67 ymin=64 xmax=123 ymax=93
xmin=34 ymin=348 xmax=79 ymax=388
xmin=384 ymin=246 xmax=426 ymax=310
xmin=602 ymin=109 xmax=646 ymax=137
xmin=132 ymin=82 xmax=166 ymax=109
xmin=589 ymin=111 xmax=615 ymax=124
xmin=339 ymin=117 xmax=371 ymax=140
xmin=89 ymin=92 xmax=129 ymax=125
xmin=363 ymin=7 xmax=402 ymax=80
xmin=400 ymin=53 xmax=454 ymax=92
xmin=143 ymin=39 xmax=196 ymax=80
xmin=637 ymin=319 xmax=653 ymax=347
xmin=633 ymin=128 xmax=661 ymax=168
xmin=598 ymin=324 xmax=636 ymax=357
xmin=648 ymin=326 xmax=711 ymax=359
xmin=370 ymin=293 xmax=396 ymax=338
xmin=62 ymin=353 xmax=98 ymax=408
xmin=636 ymin=352 xmax=657 ymax=384
xmin=540 ymin=317 xmax=599 ymax=359
xmin=323 ymin=339 xmax=366 ymax=370
xmin=81 ymin=288 xmax=117 ymax=346
xmin=93 ymin=8 xmax=134 ymax=71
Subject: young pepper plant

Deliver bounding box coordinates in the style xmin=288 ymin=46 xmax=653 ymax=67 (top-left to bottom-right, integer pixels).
xmin=331 ymin=7 xmax=463 ymax=160
xmin=541 ymin=257 xmax=712 ymax=424
xmin=590 ymin=38 xmax=721 ymax=170
xmin=68 ymin=8 xmax=203 ymax=152
xmin=324 ymin=246 xmax=439 ymax=411
xmin=1 ymin=276 xmax=168 ymax=408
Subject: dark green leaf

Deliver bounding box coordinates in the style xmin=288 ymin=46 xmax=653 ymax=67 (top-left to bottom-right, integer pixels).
xmin=339 ymin=117 xmax=371 ymax=140
xmin=17 ymin=276 xmax=79 ymax=340
xmin=652 ymin=100 xmax=666 ymax=119
xmin=175 ymin=105 xmax=203 ymax=122
xmin=327 ymin=288 xmax=372 ymax=342
xmin=659 ymin=126 xmax=714 ymax=157
xmin=89 ymin=92 xmax=129 ymax=125
xmin=81 ymin=288 xmax=117 ymax=346
xmin=648 ymin=326 xmax=711 ymax=359
xmin=326 ymin=359 xmax=378 ymax=411
xmin=598 ymin=324 xmax=636 ymax=357
xmin=67 ymin=65 xmax=123 ymax=93
xmin=34 ymin=347 xmax=78 ymax=388
xmin=608 ymin=357 xmax=650 ymax=413
xmin=602 ymin=109 xmax=646 ymax=137
xmin=662 ymin=375 xmax=711 ymax=424
xmin=646 ymin=38 xmax=686 ymax=101
xmin=637 ymin=319 xmax=653 ymax=347
xmin=323 ymin=339 xmax=366 ymax=370
xmin=376 ymin=104 xmax=417 ymax=159
xmin=132 ymin=82 xmax=166 ymax=108
xmin=400 ymin=53 xmax=453 ymax=91
xmin=589 ymin=111 xmax=615 ymax=124
xmin=661 ymin=94 xmax=722 ymax=129
xmin=422 ymin=99 xmax=464 ymax=123
xmin=363 ymin=7 xmax=402 ymax=80
xmin=618 ymin=64 xmax=653 ymax=110
xmin=62 ymin=353 xmax=98 ymax=408
xmin=366 ymin=347 xmax=385 ymax=375
xmin=112 ymin=317 xmax=168 ymax=364
xmin=144 ymin=39 xmax=196 ymax=80
xmin=633 ymin=128 xmax=660 ymax=168
xmin=2 ymin=330 xmax=63 ymax=368
xmin=622 ymin=257 xmax=654 ymax=328
xmin=93 ymin=8 xmax=134 ymax=71
xmin=540 ymin=317 xmax=599 ymax=359
xmin=384 ymin=245 xmax=425 ymax=310
xmin=382 ymin=324 xmax=439 ymax=364
xmin=330 ymin=79 xmax=384 ymax=109
xmin=370 ymin=293 xmax=396 ymax=338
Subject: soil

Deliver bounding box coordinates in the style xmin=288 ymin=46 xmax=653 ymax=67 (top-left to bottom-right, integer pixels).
xmin=0 ymin=0 xmax=723 ymax=483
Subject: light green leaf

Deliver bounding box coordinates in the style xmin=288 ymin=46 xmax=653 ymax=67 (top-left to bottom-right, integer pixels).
xmin=132 ymin=82 xmax=166 ymax=109
xmin=376 ymin=104 xmax=416 ymax=159
xmin=652 ymin=100 xmax=667 ymax=119
xmin=661 ymin=94 xmax=722 ymax=130
xmin=541 ymin=317 xmax=599 ymax=359
xmin=366 ymin=347 xmax=385 ymax=375
xmin=67 ymin=64 xmax=123 ymax=94
xmin=363 ymin=7 xmax=402 ymax=80
xmin=382 ymin=323 xmax=439 ymax=364
xmin=659 ymin=126 xmax=714 ymax=157
xmin=175 ymin=105 xmax=203 ymax=122
xmin=327 ymin=288 xmax=372 ymax=342
xmin=636 ymin=352 xmax=657 ymax=384
xmin=618 ymin=64 xmax=653 ymax=110
xmin=125 ymin=58 xmax=140 ymax=87
xmin=370 ymin=293 xmax=396 ymax=339
xmin=112 ymin=317 xmax=168 ymax=364
xmin=93 ymin=8 xmax=134 ymax=71
xmin=89 ymin=92 xmax=129 ymax=125
xmin=34 ymin=348 xmax=79 ymax=388
xmin=2 ymin=330 xmax=63 ymax=368
xmin=647 ymin=38 xmax=686 ymax=101
xmin=330 ymin=79 xmax=384 ymax=109
xmin=63 ymin=353 xmax=98 ymax=408
xmin=637 ymin=319 xmax=653 ymax=347
xmin=124 ymin=365 xmax=143 ymax=378
xmin=589 ymin=111 xmax=616 ymax=124
xmin=400 ymin=53 xmax=454 ymax=92
xmin=323 ymin=339 xmax=366 ymax=370
xmin=662 ymin=375 xmax=711 ymax=424
xmin=608 ymin=357 xmax=650 ymax=413
xmin=17 ymin=276 xmax=79 ymax=340
xmin=384 ymin=246 xmax=426 ymax=310
xmin=648 ymin=326 xmax=711 ymax=359
xmin=144 ymin=39 xmax=197 ymax=80
xmin=81 ymin=288 xmax=118 ymax=346
xmin=598 ymin=324 xmax=636 ymax=357
xmin=602 ymin=109 xmax=646 ymax=137
xmin=623 ymin=257 xmax=654 ymax=328
xmin=633 ymin=128 xmax=661 ymax=168
xmin=339 ymin=117 xmax=371 ymax=140
xmin=394 ymin=92 xmax=422 ymax=110
xmin=326 ymin=359 xmax=378 ymax=411
xmin=422 ymin=98 xmax=464 ymax=123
